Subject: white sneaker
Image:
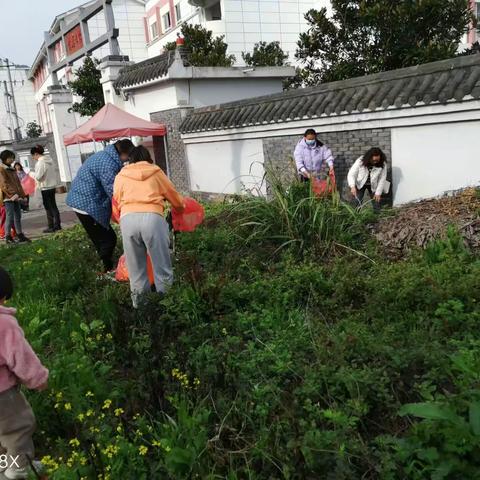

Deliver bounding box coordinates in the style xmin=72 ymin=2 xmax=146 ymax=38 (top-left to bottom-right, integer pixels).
xmin=4 ymin=466 xmax=28 ymax=479
xmin=4 ymin=460 xmax=43 ymax=479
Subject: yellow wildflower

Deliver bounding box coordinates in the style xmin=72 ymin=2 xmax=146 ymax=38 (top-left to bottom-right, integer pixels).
xmin=139 ymin=445 xmax=148 ymax=456
xmin=102 ymin=399 xmax=112 ymax=410
xmin=77 ymin=413 xmax=85 ymax=422
xmin=69 ymin=438 xmax=80 ymax=448
xmin=85 ymin=391 xmax=94 ymax=398
xmin=64 ymin=403 xmax=72 ymax=411
xmin=114 ymin=408 xmax=124 ymax=417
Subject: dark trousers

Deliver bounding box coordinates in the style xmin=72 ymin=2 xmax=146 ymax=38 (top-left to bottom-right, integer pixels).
xmin=41 ymin=189 xmax=61 ymax=230
xmin=76 ymin=213 xmax=117 ymax=272
xmin=355 ymin=185 xmax=381 ymax=213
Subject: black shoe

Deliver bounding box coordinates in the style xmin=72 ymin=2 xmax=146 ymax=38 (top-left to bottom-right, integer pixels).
xmin=54 ymin=226 xmax=62 ymax=232
xmin=16 ymin=234 xmax=31 ymax=244
xmin=5 ymin=236 xmax=16 ymax=245
xmin=43 ymin=228 xmax=56 ymax=234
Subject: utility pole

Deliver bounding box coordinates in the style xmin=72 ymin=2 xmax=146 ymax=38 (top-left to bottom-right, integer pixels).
xmin=3 ymin=58 xmax=21 ymax=141
xmin=2 ymin=80 xmax=14 ymax=142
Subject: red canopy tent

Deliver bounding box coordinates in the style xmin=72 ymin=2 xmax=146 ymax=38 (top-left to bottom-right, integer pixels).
xmin=63 ymin=103 xmax=167 ymax=146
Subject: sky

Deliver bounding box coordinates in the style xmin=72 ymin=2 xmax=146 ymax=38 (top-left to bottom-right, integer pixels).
xmin=0 ymin=0 xmax=82 ymax=66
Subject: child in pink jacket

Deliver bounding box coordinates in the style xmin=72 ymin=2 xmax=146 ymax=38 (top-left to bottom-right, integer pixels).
xmin=0 ymin=266 xmax=48 ymax=479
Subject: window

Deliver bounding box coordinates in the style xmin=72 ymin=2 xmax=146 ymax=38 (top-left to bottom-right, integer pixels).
xmin=175 ymin=3 xmax=182 ymax=22
xmin=150 ymin=21 xmax=159 ymax=39
xmin=162 ymin=12 xmax=171 ymax=31
xmin=205 ymin=1 xmax=222 ymax=21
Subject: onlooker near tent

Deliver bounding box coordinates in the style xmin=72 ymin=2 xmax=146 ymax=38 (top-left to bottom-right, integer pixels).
xmin=31 ymin=145 xmax=61 ymax=233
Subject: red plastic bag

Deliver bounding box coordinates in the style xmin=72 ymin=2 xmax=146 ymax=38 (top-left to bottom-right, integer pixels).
xmin=0 ymin=206 xmax=15 ymax=239
xmin=312 ymin=172 xmax=336 ymax=197
xmin=115 ymin=254 xmax=154 ymax=285
xmin=171 ymin=197 xmax=205 ymax=232
xmin=111 ymin=198 xmax=120 ymax=224
xmin=21 ymin=175 xmax=36 ymax=196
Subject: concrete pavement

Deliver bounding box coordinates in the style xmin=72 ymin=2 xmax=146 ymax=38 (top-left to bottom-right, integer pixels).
xmin=19 ymin=193 xmax=78 ymax=241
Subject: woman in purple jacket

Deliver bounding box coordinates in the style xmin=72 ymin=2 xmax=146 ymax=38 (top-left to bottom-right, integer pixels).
xmin=294 ymin=129 xmax=335 ymax=181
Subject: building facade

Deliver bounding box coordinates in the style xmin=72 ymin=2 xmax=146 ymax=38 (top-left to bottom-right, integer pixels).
xmin=143 ymin=0 xmax=330 ymax=64
xmin=0 ymin=63 xmax=38 ymax=142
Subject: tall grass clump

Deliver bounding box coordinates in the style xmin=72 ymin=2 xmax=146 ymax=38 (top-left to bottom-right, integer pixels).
xmin=230 ymin=164 xmax=368 ymax=256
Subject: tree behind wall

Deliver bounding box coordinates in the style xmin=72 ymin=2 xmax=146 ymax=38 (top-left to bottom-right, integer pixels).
xmin=242 ymin=41 xmax=289 ymax=67
xmin=25 ymin=121 xmax=42 ymax=139
xmin=165 ymin=24 xmax=235 ymax=67
xmin=68 ymin=56 xmax=105 ymax=117
xmin=294 ymin=0 xmax=475 ymax=86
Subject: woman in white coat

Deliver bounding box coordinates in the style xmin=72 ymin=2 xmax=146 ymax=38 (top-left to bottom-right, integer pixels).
xmin=347 ymin=147 xmax=388 ymax=212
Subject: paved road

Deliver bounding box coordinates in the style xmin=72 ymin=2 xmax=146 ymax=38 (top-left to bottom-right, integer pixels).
xmin=12 ymin=193 xmax=78 ymax=241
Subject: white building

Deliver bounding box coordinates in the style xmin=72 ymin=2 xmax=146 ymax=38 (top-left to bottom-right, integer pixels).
xmin=0 ymin=62 xmax=38 ymax=142
xmin=143 ymin=0 xmax=331 ymax=64
xmin=30 ymin=0 xmax=148 ymax=138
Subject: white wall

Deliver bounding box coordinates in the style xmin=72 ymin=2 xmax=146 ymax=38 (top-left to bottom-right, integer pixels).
xmin=391 ymin=121 xmax=480 ymax=205
xmin=186 ymin=138 xmax=265 ymax=194
xmin=124 ymin=83 xmax=178 ymax=119
xmin=0 ymin=67 xmax=38 ymax=141
xmin=187 ymin=78 xmax=284 ymax=107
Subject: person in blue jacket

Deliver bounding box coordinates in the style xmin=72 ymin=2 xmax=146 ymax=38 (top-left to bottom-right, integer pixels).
xmin=67 ymin=139 xmax=134 ymax=273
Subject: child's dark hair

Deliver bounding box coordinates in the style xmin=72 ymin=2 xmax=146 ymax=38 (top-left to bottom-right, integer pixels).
xmin=0 ymin=150 xmax=15 ymax=164
xmin=129 ymin=146 xmax=153 ymax=164
xmin=362 ymin=147 xmax=387 ymax=168
xmin=30 ymin=145 xmax=45 ymax=156
xmin=0 ymin=267 xmax=13 ymax=301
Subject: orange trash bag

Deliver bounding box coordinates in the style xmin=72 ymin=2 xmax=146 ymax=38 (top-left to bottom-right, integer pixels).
xmin=312 ymin=171 xmax=336 ymax=197
xmin=111 ymin=198 xmax=120 ymax=224
xmin=171 ymin=197 xmax=205 ymax=232
xmin=21 ymin=175 xmax=36 ymax=196
xmin=115 ymin=254 xmax=154 ymax=285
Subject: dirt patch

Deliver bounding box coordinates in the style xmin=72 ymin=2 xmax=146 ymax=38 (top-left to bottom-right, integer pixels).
xmin=373 ymin=188 xmax=480 ymax=258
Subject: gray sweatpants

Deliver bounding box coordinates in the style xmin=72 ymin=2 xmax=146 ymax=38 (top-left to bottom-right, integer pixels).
xmin=0 ymin=386 xmax=36 ymax=469
xmin=120 ymin=213 xmax=173 ymax=307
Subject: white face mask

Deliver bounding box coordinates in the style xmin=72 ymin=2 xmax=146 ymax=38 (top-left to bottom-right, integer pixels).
xmin=305 ymin=139 xmax=316 ymax=146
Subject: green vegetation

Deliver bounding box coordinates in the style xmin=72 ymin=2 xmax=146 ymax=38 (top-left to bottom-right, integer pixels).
xmin=165 ymin=24 xmax=235 ymax=67
xmin=242 ymin=41 xmax=288 ymax=67
xmin=2 ymin=185 xmax=480 ymax=479
xmin=294 ymin=0 xmax=474 ymax=86
xmin=68 ymin=57 xmax=105 ymax=118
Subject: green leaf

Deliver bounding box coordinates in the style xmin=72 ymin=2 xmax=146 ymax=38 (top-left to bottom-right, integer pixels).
xmin=399 ymin=402 xmax=459 ymax=422
xmin=469 ymin=402 xmax=480 ymax=435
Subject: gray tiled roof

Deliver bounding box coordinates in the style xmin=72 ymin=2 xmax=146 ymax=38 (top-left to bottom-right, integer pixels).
xmin=114 ymin=49 xmax=189 ymax=89
xmin=180 ymin=55 xmax=480 ymax=134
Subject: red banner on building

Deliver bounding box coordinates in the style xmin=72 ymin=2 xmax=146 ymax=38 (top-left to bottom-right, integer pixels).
xmin=65 ymin=25 xmax=84 ymax=56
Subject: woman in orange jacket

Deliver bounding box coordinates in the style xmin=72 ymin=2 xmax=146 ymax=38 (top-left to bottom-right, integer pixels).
xmin=113 ymin=146 xmax=185 ymax=307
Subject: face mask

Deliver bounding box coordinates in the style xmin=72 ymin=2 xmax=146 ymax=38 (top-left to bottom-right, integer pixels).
xmin=306 ymin=139 xmax=316 ymax=146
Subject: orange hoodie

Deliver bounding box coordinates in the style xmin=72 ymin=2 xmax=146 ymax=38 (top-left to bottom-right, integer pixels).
xmin=113 ymin=162 xmax=184 ymax=217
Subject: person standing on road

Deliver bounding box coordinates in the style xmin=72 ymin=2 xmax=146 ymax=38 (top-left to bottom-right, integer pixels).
xmin=31 ymin=145 xmax=61 ymax=233
xmin=113 ymin=146 xmax=185 ymax=307
xmin=14 ymin=163 xmax=29 ymax=212
xmin=294 ymin=129 xmax=335 ymax=181
xmin=347 ymin=147 xmax=388 ymax=213
xmin=0 ymin=151 xmax=30 ymax=245
xmin=67 ymin=140 xmax=134 ymax=274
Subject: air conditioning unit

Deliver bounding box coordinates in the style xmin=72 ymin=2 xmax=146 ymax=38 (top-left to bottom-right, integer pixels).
xmin=188 ymin=0 xmax=219 ymax=8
